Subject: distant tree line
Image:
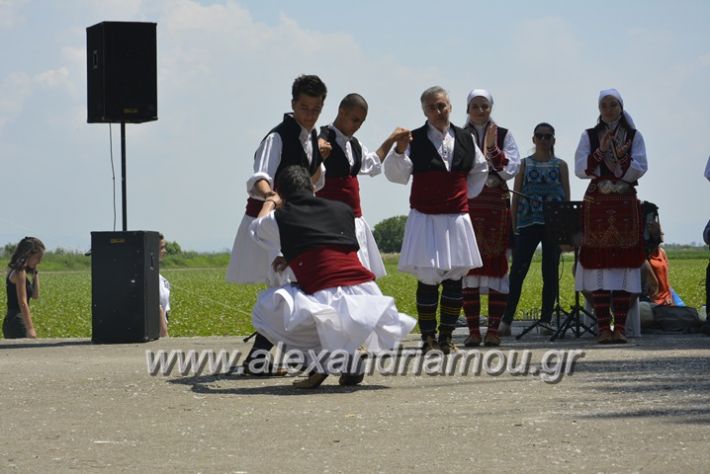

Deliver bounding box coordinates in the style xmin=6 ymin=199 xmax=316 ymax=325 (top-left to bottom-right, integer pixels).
xmin=372 ymin=216 xmax=407 ymax=253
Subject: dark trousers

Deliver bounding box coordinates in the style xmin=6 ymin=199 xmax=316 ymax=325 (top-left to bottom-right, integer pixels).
xmin=503 ymin=224 xmax=560 ymax=324
xmin=706 ymin=259 xmax=709 ymax=317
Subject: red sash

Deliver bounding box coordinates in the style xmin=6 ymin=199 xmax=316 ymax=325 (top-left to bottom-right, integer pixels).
xmin=316 ymin=176 xmax=362 ymax=217
xmin=289 ymin=246 xmax=375 ymax=294
xmin=410 ymin=170 xmax=468 ymax=214
xmin=467 ymin=186 xmax=510 ymax=277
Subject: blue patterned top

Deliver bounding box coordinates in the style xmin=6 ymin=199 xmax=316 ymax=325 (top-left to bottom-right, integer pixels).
xmin=516 ymin=156 xmax=566 ymax=230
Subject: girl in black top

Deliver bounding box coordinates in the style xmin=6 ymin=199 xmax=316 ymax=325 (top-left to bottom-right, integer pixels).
xmin=4 ymin=237 xmax=44 ymax=339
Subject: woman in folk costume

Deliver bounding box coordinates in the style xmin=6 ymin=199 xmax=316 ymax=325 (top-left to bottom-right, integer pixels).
xmin=574 ymin=88 xmax=647 ymax=344
xmin=461 ymin=89 xmax=520 ymax=347
xmin=384 ymin=86 xmax=488 ymax=354
xmin=249 ymin=165 xmax=416 ymax=388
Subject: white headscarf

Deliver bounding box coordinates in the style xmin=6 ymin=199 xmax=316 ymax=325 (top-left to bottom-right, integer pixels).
xmin=598 ymin=88 xmax=636 ymax=129
xmin=465 ymin=89 xmax=494 ymax=129
xmin=466 ymin=89 xmax=494 ymax=109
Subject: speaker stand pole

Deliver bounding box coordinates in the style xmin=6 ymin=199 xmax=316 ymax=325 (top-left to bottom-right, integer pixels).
xmin=120 ymin=121 xmax=127 ymax=231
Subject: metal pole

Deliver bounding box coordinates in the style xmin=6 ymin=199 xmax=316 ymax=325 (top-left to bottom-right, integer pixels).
xmin=121 ymin=122 xmax=127 ymax=231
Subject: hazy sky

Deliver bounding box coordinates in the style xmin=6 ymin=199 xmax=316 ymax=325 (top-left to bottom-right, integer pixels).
xmin=1 ymin=0 xmax=709 ymax=251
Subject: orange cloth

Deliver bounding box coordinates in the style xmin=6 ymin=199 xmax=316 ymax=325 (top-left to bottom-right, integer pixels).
xmin=647 ymin=248 xmax=672 ymax=305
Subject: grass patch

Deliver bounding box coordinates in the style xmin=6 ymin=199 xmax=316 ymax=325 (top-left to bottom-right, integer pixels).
xmin=1 ymin=250 xmax=706 ymax=338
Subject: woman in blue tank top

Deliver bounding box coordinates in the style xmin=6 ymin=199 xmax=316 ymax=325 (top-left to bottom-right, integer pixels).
xmin=499 ymin=123 xmax=570 ymax=335
xmin=4 ymin=237 xmax=45 ymax=339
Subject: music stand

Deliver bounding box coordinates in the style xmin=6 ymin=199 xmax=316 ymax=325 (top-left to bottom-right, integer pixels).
xmin=514 ymin=201 xmax=596 ymax=340
xmin=544 ymin=201 xmax=596 ymax=340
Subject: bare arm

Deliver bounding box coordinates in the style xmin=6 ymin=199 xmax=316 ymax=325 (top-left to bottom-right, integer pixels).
xmin=559 ymin=160 xmax=571 ymax=201
xmin=510 ymin=159 xmax=526 ymax=233
xmin=13 ymin=270 xmax=36 ymax=338
xmin=376 ymin=128 xmax=411 ymax=161
xmin=30 ymin=270 xmax=40 ymax=299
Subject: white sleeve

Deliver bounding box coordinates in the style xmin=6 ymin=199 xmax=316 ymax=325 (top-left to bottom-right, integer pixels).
xmin=467 ymin=142 xmax=489 ymax=198
xmin=705 ymin=155 xmax=710 ymax=181
xmin=357 ymin=140 xmax=383 ymax=177
xmin=383 ymin=147 xmax=413 ymax=184
xmin=574 ymin=131 xmax=594 ymax=179
xmin=622 ymin=130 xmax=647 ymax=183
xmin=248 ymin=133 xmax=282 ymax=196
xmin=313 ymin=162 xmax=326 ymax=191
xmin=498 ymin=131 xmax=521 ymax=181
xmin=249 ymin=212 xmax=282 ymax=262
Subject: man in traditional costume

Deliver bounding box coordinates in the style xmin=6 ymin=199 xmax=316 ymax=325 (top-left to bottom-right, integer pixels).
xmin=384 ymin=86 xmax=488 ymax=354
xmin=250 ymin=165 xmax=416 ymax=388
xmin=226 ymin=75 xmax=328 ymax=372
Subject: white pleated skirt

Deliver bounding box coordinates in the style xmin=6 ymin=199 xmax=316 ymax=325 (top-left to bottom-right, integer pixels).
xmin=398 ymin=210 xmax=482 ymax=285
xmin=252 ymin=281 xmax=416 ymax=354
xmin=355 ymin=216 xmax=386 ymax=279
xmin=574 ymin=265 xmax=642 ymax=293
xmin=225 ymin=214 xmax=293 ymax=287
xmin=462 ymin=274 xmax=510 ymax=293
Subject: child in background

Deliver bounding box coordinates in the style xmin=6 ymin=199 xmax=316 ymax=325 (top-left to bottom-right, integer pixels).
xmin=4 ymin=237 xmax=45 ymax=339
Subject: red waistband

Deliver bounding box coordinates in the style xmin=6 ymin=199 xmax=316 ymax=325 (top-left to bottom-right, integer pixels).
xmin=289 ymin=246 xmax=375 ymax=294
xmin=410 ymin=170 xmax=468 ymax=214
xmin=316 ymin=176 xmax=362 ymax=217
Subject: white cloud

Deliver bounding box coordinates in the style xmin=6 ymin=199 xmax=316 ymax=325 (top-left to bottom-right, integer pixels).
xmin=0 ymin=0 xmax=27 ymax=29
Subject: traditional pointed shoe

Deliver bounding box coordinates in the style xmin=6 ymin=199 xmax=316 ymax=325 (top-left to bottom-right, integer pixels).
xmin=612 ymin=328 xmax=628 ymax=344
xmin=338 ymin=373 xmax=365 ymax=386
xmin=464 ymin=334 xmax=482 ymax=347
xmin=421 ymin=335 xmax=440 ymax=354
xmin=483 ymin=332 xmax=501 ymax=347
xmin=597 ymin=328 xmax=614 ymax=344
xmin=438 ymin=332 xmax=458 ymax=355
xmin=293 ymin=372 xmax=328 ymax=389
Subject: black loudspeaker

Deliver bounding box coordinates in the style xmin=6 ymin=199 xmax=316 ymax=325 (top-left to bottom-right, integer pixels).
xmin=86 ymin=21 xmax=157 ymax=123
xmin=91 ymin=231 xmax=160 ymax=343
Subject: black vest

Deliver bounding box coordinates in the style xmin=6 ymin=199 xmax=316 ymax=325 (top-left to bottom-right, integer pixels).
xmin=586 ymin=123 xmax=637 ymax=182
xmin=266 ymin=114 xmax=323 ymax=183
xmin=274 ymin=191 xmax=359 ymax=261
xmin=409 ymin=123 xmax=476 ymax=174
xmin=318 ymin=127 xmax=363 ymax=177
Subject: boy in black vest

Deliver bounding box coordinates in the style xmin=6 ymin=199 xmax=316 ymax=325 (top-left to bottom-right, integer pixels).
xmin=317 ymin=93 xmax=409 ymax=278
xmin=226 ymin=74 xmax=328 ymax=375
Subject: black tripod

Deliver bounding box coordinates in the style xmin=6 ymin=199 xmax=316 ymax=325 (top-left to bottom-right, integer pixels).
xmin=515 ymin=201 xmax=596 ymax=340
xmin=544 ymin=201 xmax=596 ymax=340
xmin=550 ymin=247 xmax=596 ymax=340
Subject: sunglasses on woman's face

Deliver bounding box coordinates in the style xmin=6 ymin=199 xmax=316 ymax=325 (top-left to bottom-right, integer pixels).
xmin=534 ymin=133 xmax=554 ymax=140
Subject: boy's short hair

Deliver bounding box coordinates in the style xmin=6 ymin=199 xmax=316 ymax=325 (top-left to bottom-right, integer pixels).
xmin=292 ymin=75 xmax=327 ymax=102
xmin=276 ymin=165 xmax=313 ymax=200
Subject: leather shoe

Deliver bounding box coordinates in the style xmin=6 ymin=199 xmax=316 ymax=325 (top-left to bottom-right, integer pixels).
xmin=612 ymin=327 xmax=628 ymax=344
xmin=597 ymin=328 xmax=614 ymax=344
xmin=483 ymin=332 xmax=501 ymax=347
xmin=464 ymin=334 xmax=482 ymax=347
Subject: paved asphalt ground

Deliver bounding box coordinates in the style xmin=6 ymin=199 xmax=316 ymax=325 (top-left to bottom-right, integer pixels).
xmin=2 ymin=329 xmax=709 ymax=473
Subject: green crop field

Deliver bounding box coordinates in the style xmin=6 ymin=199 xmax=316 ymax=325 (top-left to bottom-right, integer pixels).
xmin=1 ymin=251 xmax=707 ymax=338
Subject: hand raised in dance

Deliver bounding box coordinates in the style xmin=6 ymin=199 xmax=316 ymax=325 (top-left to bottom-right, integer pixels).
xmin=318 ymin=137 xmax=332 ymax=160
xmin=484 ymin=123 xmax=498 ymax=151
xmin=271 ymin=256 xmax=288 ymax=273
xmin=392 ymin=127 xmax=412 ymax=154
